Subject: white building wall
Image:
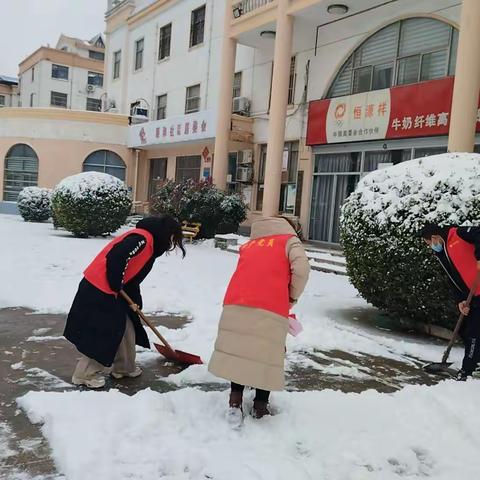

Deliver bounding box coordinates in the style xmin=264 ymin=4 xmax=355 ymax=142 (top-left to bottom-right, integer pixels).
xmin=105 ymin=0 xmax=255 ymax=120
xmin=20 ymin=59 xmax=105 ymax=111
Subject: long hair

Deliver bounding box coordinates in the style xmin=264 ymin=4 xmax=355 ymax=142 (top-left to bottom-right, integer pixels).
xmin=136 ymin=215 xmax=186 ymax=258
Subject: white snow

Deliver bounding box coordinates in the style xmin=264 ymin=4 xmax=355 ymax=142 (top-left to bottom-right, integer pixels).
xmin=352 ymin=152 xmax=480 ymax=231
xmin=26 ymin=336 xmax=65 ymax=343
xmin=54 ymin=172 xmax=126 ymax=200
xmin=18 ymin=381 xmax=480 ymax=480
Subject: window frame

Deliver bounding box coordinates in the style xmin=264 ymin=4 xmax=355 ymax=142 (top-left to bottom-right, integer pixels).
xmin=3 ymin=144 xmax=39 ymax=201
xmin=51 ymin=64 xmax=69 ymax=81
xmin=0 ymin=95 xmax=5 ymax=107
xmin=288 ymin=56 xmax=297 ymax=105
xmin=50 ymin=91 xmax=68 ymax=108
xmin=89 ymin=50 xmax=105 ymax=61
xmin=158 ymin=23 xmax=172 ymax=61
xmin=190 ymin=5 xmax=206 ymax=48
xmin=233 ymin=71 xmax=242 ymax=99
xmin=134 ymin=38 xmax=145 ymax=71
xmin=156 ymin=94 xmax=168 ymax=120
xmin=87 ymin=71 xmax=104 ymax=87
xmin=327 ymin=18 xmax=458 ymax=98
xmin=83 ymin=150 xmax=126 ymax=181
xmin=175 ymin=155 xmax=201 ymax=182
xmin=86 ymin=97 xmax=102 ymax=112
xmin=113 ymin=50 xmax=121 ymax=80
xmin=185 ymin=84 xmax=201 ymax=114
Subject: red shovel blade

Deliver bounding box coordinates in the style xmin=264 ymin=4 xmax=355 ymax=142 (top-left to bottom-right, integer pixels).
xmin=154 ymin=343 xmax=203 ymax=365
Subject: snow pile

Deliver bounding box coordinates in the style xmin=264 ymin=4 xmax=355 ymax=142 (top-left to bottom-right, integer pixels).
xmin=350 ymin=153 xmax=480 ymax=232
xmin=18 ymin=381 xmax=480 ymax=480
xmin=17 ymin=187 xmax=52 ymax=222
xmin=53 ymin=172 xmax=126 ymax=201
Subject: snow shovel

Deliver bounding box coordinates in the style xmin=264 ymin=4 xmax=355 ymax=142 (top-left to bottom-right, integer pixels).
xmin=120 ymin=290 xmax=203 ymax=365
xmin=423 ymin=273 xmax=480 ymax=375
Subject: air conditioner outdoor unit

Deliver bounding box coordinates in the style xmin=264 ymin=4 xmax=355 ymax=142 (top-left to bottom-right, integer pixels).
xmin=86 ymin=84 xmax=96 ymax=93
xmin=239 ymin=149 xmax=253 ymax=164
xmin=130 ymin=106 xmax=149 ymax=124
xmin=237 ymin=166 xmax=253 ymax=183
xmin=232 ymin=96 xmax=250 ymax=115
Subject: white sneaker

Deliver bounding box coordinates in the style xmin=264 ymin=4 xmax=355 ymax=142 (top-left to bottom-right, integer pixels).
xmin=111 ymin=366 xmax=143 ymax=379
xmin=72 ymin=375 xmax=105 ymax=389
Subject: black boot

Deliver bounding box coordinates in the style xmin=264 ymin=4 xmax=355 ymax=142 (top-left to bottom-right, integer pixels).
xmin=251 ymin=400 xmax=271 ymax=419
xmin=229 ymin=390 xmax=243 ymax=411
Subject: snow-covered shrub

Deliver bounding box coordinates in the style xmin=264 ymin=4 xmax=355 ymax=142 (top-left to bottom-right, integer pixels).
xmin=151 ymin=179 xmax=248 ymax=238
xmin=51 ymin=172 xmax=132 ymax=237
xmin=341 ymin=153 xmax=480 ymax=329
xmin=17 ymin=187 xmax=52 ymax=222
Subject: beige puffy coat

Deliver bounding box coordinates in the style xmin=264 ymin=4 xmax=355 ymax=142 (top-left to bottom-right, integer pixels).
xmin=208 ymin=217 xmax=310 ymax=391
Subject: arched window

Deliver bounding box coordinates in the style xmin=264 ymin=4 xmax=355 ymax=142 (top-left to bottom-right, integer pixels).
xmin=83 ymin=150 xmax=126 ymax=181
xmin=3 ymin=144 xmax=39 ymax=201
xmin=327 ymin=18 xmax=459 ymax=98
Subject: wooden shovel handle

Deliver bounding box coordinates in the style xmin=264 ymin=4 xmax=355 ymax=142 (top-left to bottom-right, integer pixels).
xmin=442 ymin=272 xmax=480 ymax=364
xmin=119 ymin=290 xmax=177 ymax=357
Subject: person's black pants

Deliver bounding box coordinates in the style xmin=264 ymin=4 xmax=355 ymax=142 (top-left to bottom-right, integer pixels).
xmin=460 ymin=301 xmax=480 ymax=375
xmin=231 ymin=382 xmax=270 ymax=402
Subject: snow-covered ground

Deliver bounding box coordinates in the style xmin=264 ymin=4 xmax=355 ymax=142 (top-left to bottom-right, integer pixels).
xmin=0 ymin=214 xmax=474 ymax=480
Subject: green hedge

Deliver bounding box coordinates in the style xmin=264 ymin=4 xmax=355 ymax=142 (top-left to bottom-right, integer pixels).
xmin=340 ymin=153 xmax=480 ymax=329
xmin=150 ymin=179 xmax=248 ymax=239
xmin=18 ymin=187 xmax=52 ymax=222
xmin=51 ymin=172 xmax=131 ymax=237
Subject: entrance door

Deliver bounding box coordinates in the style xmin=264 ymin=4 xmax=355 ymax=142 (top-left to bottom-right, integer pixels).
xmin=149 ymin=158 xmax=167 ymax=198
xmin=309 ymin=153 xmax=361 ymax=243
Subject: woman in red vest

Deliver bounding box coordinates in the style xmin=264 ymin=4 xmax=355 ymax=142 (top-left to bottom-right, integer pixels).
xmin=421 ymin=224 xmax=480 ymax=380
xmin=65 ymin=215 xmax=185 ymax=388
xmin=209 ymin=217 xmax=310 ymax=420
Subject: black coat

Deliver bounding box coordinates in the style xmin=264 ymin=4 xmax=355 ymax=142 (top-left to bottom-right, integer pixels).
xmin=64 ymin=231 xmax=166 ymax=367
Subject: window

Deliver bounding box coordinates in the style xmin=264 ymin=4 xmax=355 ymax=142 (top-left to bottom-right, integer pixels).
xmin=175 ymin=155 xmax=201 ymax=181
xmin=86 ymin=98 xmax=102 ymax=112
xmin=83 ymin=150 xmax=126 ymax=181
xmin=31 ymin=67 xmax=35 ymax=82
xmin=149 ymin=158 xmax=168 ymax=198
xmin=3 ymin=144 xmax=39 ymax=201
xmin=88 ymin=71 xmax=104 ymax=87
xmin=30 ymin=93 xmax=34 ymax=107
xmin=89 ymin=50 xmax=105 ymax=61
xmin=113 ymin=50 xmax=121 ymax=79
xmin=185 ymin=84 xmax=200 ymax=114
xmin=233 ymin=72 xmax=242 ymax=98
xmin=135 ymin=38 xmax=144 ymax=71
xmin=50 ymin=91 xmax=68 ymax=108
xmin=156 ymin=94 xmax=167 ymax=120
xmin=52 ymin=64 xmax=69 ymax=80
xmin=256 ymin=142 xmax=299 ymax=213
xmin=190 ymin=5 xmax=206 ymax=47
xmin=0 ymin=95 xmax=5 ymax=107
xmin=288 ymin=56 xmax=296 ymax=105
xmin=227 ymin=152 xmax=238 ymax=194
xmin=327 ymin=18 xmax=458 ymax=97
xmin=159 ymin=23 xmax=172 ymax=60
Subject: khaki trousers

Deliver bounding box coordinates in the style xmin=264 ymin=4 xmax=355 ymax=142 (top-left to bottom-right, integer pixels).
xmin=73 ymin=316 xmax=137 ymax=381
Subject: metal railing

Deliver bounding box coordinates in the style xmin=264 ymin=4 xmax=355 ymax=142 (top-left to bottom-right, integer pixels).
xmin=232 ymin=0 xmax=274 ymax=19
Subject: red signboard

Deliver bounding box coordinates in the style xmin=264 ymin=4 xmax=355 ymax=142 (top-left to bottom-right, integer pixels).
xmin=306 ymin=77 xmax=480 ymax=146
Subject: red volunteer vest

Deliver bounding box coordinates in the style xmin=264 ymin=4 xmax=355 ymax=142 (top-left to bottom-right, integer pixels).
xmin=223 ymin=234 xmax=294 ymax=317
xmin=446 ymin=227 xmax=480 ymax=295
xmin=84 ymin=228 xmax=154 ymax=295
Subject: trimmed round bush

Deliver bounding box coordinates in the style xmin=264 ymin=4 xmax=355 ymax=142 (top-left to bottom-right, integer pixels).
xmin=51 ymin=172 xmax=132 ymax=237
xmin=151 ymin=179 xmax=248 ymax=238
xmin=340 ymin=153 xmax=480 ymax=329
xmin=18 ymin=187 xmax=52 ymax=222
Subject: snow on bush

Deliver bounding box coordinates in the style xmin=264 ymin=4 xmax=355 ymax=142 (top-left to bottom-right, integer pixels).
xmin=17 ymin=187 xmax=52 ymax=222
xmin=151 ymin=179 xmax=248 ymax=238
xmin=51 ymin=172 xmax=132 ymax=237
xmin=341 ymin=153 xmax=480 ymax=328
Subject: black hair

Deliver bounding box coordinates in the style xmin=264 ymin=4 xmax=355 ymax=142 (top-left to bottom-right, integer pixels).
xmin=419 ymin=223 xmax=450 ymax=240
xmin=136 ymin=215 xmax=186 ymax=258
xmin=276 ymin=215 xmax=305 ymax=242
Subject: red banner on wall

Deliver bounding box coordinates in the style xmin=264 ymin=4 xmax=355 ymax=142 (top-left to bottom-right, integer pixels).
xmin=306 ymin=77 xmax=480 ymax=146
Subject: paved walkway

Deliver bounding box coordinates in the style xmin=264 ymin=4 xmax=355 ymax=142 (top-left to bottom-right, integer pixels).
xmin=0 ymin=307 xmax=449 ymax=479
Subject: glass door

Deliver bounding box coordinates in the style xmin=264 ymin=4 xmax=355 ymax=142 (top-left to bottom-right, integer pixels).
xmin=149 ymin=158 xmax=167 ymax=199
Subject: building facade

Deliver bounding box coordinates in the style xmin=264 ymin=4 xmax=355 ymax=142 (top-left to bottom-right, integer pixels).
xmin=0 ymin=75 xmax=19 ymax=108
xmin=18 ymin=34 xmax=106 ymax=112
xmin=3 ymin=0 xmax=480 ymax=246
